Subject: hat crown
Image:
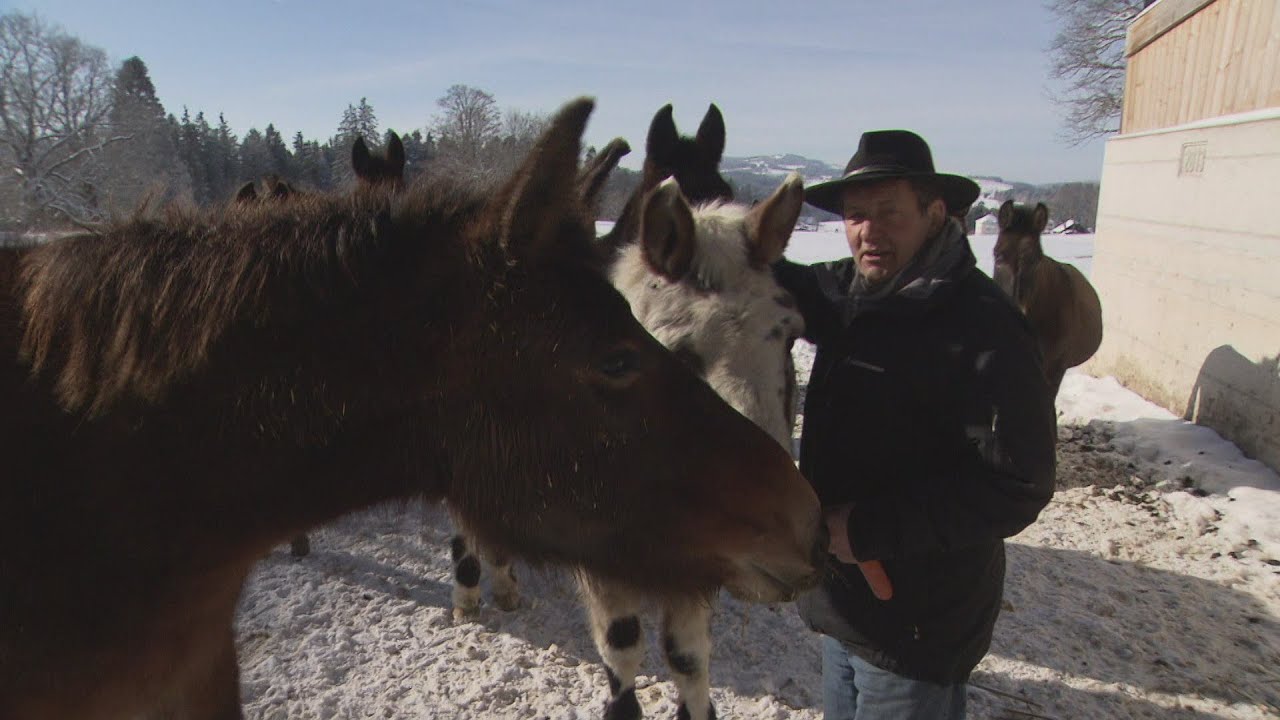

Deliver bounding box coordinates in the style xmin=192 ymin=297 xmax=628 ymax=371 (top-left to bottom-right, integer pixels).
xmin=844 ymin=130 xmax=936 ymax=176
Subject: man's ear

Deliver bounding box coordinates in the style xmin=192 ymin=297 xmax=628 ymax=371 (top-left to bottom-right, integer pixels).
xmin=927 ymin=197 xmax=947 ymax=233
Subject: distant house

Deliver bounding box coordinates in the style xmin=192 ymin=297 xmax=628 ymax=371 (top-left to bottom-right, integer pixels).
xmin=794 ymin=216 xmax=819 ymax=232
xmin=1050 ymin=219 xmax=1089 ymax=234
xmin=974 ymin=213 xmax=1000 ymax=235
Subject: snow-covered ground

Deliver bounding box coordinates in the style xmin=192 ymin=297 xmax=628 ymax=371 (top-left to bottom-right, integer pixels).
xmin=235 ymin=231 xmax=1280 ymax=719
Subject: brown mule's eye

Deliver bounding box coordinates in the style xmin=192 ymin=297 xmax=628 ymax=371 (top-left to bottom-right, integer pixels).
xmin=598 ymin=348 xmax=640 ymax=380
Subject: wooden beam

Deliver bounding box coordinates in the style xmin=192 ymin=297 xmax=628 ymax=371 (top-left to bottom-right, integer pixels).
xmin=1128 ymin=0 xmax=1218 ymax=57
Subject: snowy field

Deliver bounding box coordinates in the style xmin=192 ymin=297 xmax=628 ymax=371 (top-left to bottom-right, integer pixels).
xmin=782 ymin=220 xmax=1096 ymax=279
xmin=235 ymin=230 xmax=1280 ymax=719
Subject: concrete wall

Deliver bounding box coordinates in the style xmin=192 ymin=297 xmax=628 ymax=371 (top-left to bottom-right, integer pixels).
xmin=1088 ymin=110 xmax=1280 ymax=470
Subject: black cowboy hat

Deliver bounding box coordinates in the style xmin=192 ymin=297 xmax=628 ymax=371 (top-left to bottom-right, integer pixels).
xmin=805 ymin=130 xmax=980 ymax=215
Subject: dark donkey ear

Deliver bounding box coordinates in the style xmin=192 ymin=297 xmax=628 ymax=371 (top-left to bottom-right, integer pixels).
xmin=745 ymin=173 xmax=804 ymax=268
xmin=696 ymin=103 xmax=726 ymax=163
xmin=998 ymin=199 xmax=1015 ymax=230
xmin=386 ymin=131 xmax=406 ymax=177
xmin=646 ymin=104 xmax=678 ymax=164
xmin=577 ymin=137 xmax=631 ymax=211
xmin=640 ymin=178 xmax=696 ymax=281
xmin=235 ymin=182 xmax=258 ymax=203
xmin=351 ymin=136 xmax=373 ymax=180
xmin=498 ymin=97 xmax=594 ymax=259
xmin=1032 ymin=203 xmax=1049 ymax=234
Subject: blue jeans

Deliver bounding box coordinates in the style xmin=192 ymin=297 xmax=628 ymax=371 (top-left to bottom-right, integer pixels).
xmin=822 ymin=635 xmax=967 ymax=720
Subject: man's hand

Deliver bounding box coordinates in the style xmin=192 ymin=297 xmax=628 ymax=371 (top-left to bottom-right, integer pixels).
xmin=824 ymin=505 xmax=894 ymax=601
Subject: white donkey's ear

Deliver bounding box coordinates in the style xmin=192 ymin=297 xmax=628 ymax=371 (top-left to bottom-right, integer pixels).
xmin=640 ymin=178 xmax=696 ymax=281
xmin=745 ymin=173 xmax=804 ymax=268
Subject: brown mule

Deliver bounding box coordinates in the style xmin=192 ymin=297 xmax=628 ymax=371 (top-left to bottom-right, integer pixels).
xmin=0 ymin=98 xmax=821 ymax=720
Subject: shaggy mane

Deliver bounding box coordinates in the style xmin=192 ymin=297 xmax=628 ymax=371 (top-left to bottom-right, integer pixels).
xmin=19 ymin=177 xmax=487 ymax=417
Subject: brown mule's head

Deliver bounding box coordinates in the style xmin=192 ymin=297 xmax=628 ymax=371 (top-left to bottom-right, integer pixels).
xmin=437 ymin=100 xmax=820 ymax=602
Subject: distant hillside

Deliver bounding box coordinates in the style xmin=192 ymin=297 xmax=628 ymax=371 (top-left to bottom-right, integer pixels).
xmin=594 ymin=154 xmax=1099 ymax=231
xmin=721 ymin=154 xmax=842 ymax=183
xmin=719 ymin=156 xmax=1098 ymax=231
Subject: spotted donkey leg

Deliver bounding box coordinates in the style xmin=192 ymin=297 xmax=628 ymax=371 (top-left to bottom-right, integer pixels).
xmin=482 ymin=544 xmax=520 ymax=611
xmin=580 ymin=574 xmax=647 ymax=720
xmin=450 ymin=530 xmax=521 ymax=621
xmin=450 ymin=532 xmax=484 ymax=621
xmin=661 ymin=595 xmax=716 ymax=720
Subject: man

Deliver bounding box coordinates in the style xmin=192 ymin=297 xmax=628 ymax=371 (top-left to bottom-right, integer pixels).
xmin=774 ymin=130 xmax=1056 ymax=719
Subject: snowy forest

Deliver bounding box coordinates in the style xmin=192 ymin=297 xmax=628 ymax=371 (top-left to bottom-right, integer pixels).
xmin=0 ymin=12 xmax=647 ymax=231
xmin=0 ymin=10 xmax=1102 ymax=234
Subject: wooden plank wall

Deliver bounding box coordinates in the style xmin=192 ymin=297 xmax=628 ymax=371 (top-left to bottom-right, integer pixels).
xmin=1122 ymin=0 xmax=1280 ymax=133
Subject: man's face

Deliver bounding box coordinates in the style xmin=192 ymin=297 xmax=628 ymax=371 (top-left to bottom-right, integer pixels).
xmin=842 ymin=179 xmax=944 ymax=287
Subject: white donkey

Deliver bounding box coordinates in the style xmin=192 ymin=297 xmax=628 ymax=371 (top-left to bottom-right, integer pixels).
xmin=584 ymin=174 xmax=806 ymax=720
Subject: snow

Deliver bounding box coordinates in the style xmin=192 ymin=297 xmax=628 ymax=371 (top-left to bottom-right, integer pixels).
xmin=234 ymin=231 xmax=1280 ymax=720
xmin=784 ymin=227 xmax=1097 ymax=283
xmin=973 ymin=177 xmax=1014 ymax=196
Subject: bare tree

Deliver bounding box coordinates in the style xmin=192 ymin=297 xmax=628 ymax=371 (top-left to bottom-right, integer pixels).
xmin=484 ymin=108 xmax=548 ymax=177
xmin=431 ymin=84 xmax=500 ymax=173
xmin=1045 ymin=0 xmax=1149 ymax=145
xmin=0 ymin=12 xmax=125 ymax=227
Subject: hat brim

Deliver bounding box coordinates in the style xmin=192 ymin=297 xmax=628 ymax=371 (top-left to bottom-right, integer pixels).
xmin=805 ymin=168 xmax=980 ymax=216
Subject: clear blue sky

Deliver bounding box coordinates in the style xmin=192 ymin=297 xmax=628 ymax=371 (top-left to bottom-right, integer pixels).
xmin=13 ymin=0 xmax=1108 ymax=184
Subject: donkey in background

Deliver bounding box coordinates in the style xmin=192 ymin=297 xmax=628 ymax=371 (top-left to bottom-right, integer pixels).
xmin=0 ymin=99 xmax=824 ymax=720
xmin=351 ymin=131 xmax=406 ymax=188
xmin=994 ymin=200 xmax=1103 ymax=394
xmin=234 ymin=130 xmax=405 ymax=207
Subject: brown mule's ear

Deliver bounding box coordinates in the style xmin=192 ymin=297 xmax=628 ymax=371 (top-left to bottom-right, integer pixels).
xmin=235 ymin=182 xmax=258 ymax=203
xmin=498 ymin=97 xmax=594 ymax=259
xmin=696 ymin=103 xmax=726 ymax=164
xmin=270 ymin=180 xmax=293 ymax=200
xmin=646 ymin=104 xmax=678 ymax=164
xmin=998 ymin=199 xmax=1015 ymax=230
xmin=578 ymin=137 xmax=631 ymax=211
xmin=351 ymin=136 xmax=372 ymax=180
xmin=640 ymin=178 xmax=696 ymax=281
xmin=745 ymin=173 xmax=804 ymax=268
xmin=386 ymin=131 xmax=406 ymax=178
xmin=1032 ymin=203 xmax=1049 ymax=234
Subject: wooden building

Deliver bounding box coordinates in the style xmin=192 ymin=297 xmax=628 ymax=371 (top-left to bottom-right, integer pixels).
xmin=1089 ymin=0 xmax=1280 ymax=469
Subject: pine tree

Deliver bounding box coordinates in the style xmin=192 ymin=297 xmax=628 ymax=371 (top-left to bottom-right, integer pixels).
xmin=211 ymin=114 xmax=241 ymax=202
xmin=332 ymin=98 xmax=380 ymax=186
xmin=175 ymin=107 xmax=212 ymax=205
xmin=240 ymin=128 xmax=271 ymax=184
xmin=293 ymin=131 xmax=329 ymax=189
xmin=396 ymin=130 xmax=431 ymax=181
xmin=263 ymin=123 xmax=292 ymax=180
xmin=102 ymin=56 xmax=192 ymax=211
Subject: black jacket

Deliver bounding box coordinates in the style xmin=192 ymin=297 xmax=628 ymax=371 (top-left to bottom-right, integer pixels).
xmin=775 ymin=228 xmax=1056 ymax=684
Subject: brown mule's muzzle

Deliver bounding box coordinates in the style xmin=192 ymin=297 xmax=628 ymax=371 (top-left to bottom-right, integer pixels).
xmin=707 ymin=437 xmax=823 ymax=603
